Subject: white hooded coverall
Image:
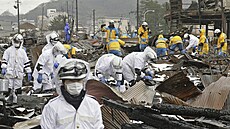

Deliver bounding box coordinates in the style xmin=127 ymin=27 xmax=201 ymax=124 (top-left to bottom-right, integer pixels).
xmin=185 ymin=34 xmax=199 ymax=51
xmin=40 ymin=94 xmax=104 ymax=129
xmin=95 ymin=54 xmax=122 ymax=81
xmin=122 ymin=52 xmax=147 ymax=82
xmin=1 ymin=46 xmax=31 ymax=89
xmin=33 ymin=49 xmax=55 ymax=90
xmin=42 ymin=33 xmax=53 ymax=52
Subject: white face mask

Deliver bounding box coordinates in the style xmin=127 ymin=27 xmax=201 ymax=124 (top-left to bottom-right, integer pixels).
xmin=65 ymin=82 xmax=83 ymax=95
xmin=14 ymin=42 xmax=21 ymax=48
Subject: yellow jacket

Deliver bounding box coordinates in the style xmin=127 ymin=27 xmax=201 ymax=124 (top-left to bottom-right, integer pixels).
xmin=138 ymin=26 xmax=149 ymax=44
xmin=101 ymin=27 xmax=119 ymax=43
xmin=107 ymin=39 xmax=125 ymax=51
xmin=217 ymin=33 xmax=227 ymax=53
xmin=156 ymin=34 xmax=168 ymax=48
xmin=199 ymin=29 xmax=209 ymax=55
xmin=169 ymin=36 xmax=183 ymax=45
xmin=64 ymin=44 xmax=76 ymax=58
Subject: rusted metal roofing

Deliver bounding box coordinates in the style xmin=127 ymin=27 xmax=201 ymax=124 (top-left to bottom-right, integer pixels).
xmin=189 ymin=77 xmax=230 ymax=110
xmin=86 ymin=79 xmax=124 ymax=104
xmin=156 ymin=71 xmax=202 ymax=101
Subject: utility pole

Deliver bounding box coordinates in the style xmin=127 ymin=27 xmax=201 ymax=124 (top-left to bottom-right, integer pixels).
xmin=16 ymin=0 xmax=20 ymax=33
xmin=72 ymin=1 xmax=74 ymax=18
xmin=76 ymin=0 xmax=78 ymax=33
xmin=67 ymin=1 xmax=69 ymax=23
xmin=137 ymin=0 xmax=139 ymax=29
xmin=221 ymin=0 xmax=226 ymax=33
xmin=93 ymin=9 xmax=95 ymax=37
xmin=198 ymin=0 xmax=201 ymax=29
xmin=41 ymin=3 xmax=44 ymax=35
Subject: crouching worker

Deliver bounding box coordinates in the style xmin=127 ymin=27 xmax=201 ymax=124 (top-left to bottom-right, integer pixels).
xmin=107 ymin=39 xmax=125 ymax=57
xmin=123 ymin=47 xmax=157 ymax=87
xmin=40 ymin=59 xmax=104 ymax=129
xmin=95 ymin=54 xmax=125 ymax=92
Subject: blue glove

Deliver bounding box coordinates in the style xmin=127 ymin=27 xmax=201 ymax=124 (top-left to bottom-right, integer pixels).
xmin=27 ymin=73 xmax=32 ymax=81
xmin=143 ymin=76 xmax=153 ymax=80
xmin=37 ymin=73 xmax=43 ymax=83
xmin=116 ymin=81 xmax=121 ymax=87
xmin=99 ymin=77 xmax=106 ymax=83
xmin=54 ymin=63 xmax=59 ymax=69
xmin=1 ymin=68 xmax=6 ymax=76
xmin=147 ymin=71 xmax=153 ymax=77
xmin=181 ymin=49 xmax=187 ymax=54
xmin=141 ymin=38 xmax=146 ymax=42
xmin=50 ymin=73 xmax=54 ymax=79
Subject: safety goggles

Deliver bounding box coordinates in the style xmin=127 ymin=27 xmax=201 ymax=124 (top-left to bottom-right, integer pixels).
xmin=59 ymin=62 xmax=87 ymax=76
xmin=14 ymin=39 xmax=23 ymax=44
xmin=51 ymin=37 xmax=60 ymax=42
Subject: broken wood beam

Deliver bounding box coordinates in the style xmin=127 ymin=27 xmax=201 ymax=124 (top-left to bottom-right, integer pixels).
xmin=102 ymin=98 xmax=207 ymax=129
xmin=152 ymin=103 xmax=230 ymax=118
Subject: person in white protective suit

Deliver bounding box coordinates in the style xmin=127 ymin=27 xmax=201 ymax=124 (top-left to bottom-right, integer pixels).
xmin=42 ymin=31 xmax=60 ymax=52
xmin=40 ymin=59 xmax=104 ymax=129
xmin=122 ymin=46 xmax=157 ymax=86
xmin=32 ymin=41 xmax=67 ymax=92
xmin=1 ymin=34 xmax=32 ymax=103
xmin=182 ymin=33 xmax=199 ymax=54
xmin=95 ymin=54 xmax=125 ymax=92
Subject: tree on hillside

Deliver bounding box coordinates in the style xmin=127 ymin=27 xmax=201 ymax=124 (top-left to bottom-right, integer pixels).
xmin=49 ymin=15 xmax=66 ymax=31
xmin=140 ymin=0 xmax=169 ymax=35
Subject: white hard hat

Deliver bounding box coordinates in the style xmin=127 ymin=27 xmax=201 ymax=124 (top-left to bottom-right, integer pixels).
xmin=109 ymin=20 xmax=114 ymax=23
xmin=184 ymin=33 xmax=189 ymax=39
xmin=142 ymin=22 xmax=148 ymax=26
xmin=144 ymin=46 xmax=157 ymax=60
xmin=58 ymin=59 xmax=89 ymax=80
xmin=111 ymin=56 xmax=122 ymax=69
xmin=12 ymin=33 xmax=23 ymax=48
xmin=214 ymin=29 xmax=221 ymax=34
xmin=134 ymin=30 xmax=137 ymax=32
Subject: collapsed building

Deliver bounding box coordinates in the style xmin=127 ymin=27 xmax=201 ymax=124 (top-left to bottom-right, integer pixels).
xmin=164 ymin=0 xmax=230 ymax=37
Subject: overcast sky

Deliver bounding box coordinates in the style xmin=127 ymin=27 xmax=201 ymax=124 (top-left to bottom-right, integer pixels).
xmin=0 ymin=0 xmax=51 ymax=15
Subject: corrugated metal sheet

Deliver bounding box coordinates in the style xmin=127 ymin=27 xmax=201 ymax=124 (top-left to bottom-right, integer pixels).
xmin=86 ymin=80 xmax=124 ymax=104
xmin=156 ymin=72 xmax=202 ymax=101
xmin=122 ymin=81 xmax=155 ymax=105
xmin=189 ymin=77 xmax=230 ymax=110
xmin=201 ymin=75 xmax=222 ymax=87
xmin=102 ymin=106 xmax=129 ymax=129
xmin=86 ymin=79 xmax=156 ymax=105
xmin=161 ymin=92 xmax=190 ymax=106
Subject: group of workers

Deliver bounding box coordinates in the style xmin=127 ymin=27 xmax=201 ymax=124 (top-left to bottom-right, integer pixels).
xmin=155 ymin=28 xmax=228 ymax=58
xmin=0 ymin=19 xmax=228 ymax=128
xmin=1 ymin=24 xmax=157 ymax=128
xmin=100 ymin=20 xmax=152 ymax=56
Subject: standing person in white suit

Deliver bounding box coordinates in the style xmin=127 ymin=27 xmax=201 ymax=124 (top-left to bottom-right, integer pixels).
xmin=42 ymin=31 xmax=60 ymax=52
xmin=40 ymin=59 xmax=104 ymax=129
xmin=1 ymin=34 xmax=32 ymax=103
xmin=122 ymin=47 xmax=157 ymax=86
xmin=33 ymin=41 xmax=67 ymax=92
xmin=95 ymin=54 xmax=125 ymax=92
